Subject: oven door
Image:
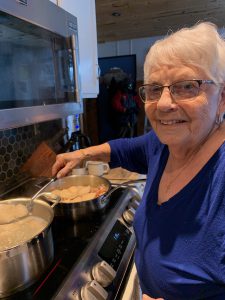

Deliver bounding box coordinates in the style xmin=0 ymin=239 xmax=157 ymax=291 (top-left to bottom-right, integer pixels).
xmin=120 ymin=262 xmax=142 ymax=300
xmin=0 ymin=0 xmax=82 ymax=129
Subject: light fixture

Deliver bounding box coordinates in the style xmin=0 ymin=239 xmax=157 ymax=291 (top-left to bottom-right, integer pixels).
xmin=112 ymin=12 xmax=121 ymax=17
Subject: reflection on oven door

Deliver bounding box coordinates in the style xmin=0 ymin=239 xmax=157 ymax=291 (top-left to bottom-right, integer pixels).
xmin=120 ymin=263 xmax=142 ymax=300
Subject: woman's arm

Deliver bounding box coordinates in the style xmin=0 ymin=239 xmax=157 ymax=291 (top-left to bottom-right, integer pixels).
xmin=52 ymin=143 xmax=111 ymax=178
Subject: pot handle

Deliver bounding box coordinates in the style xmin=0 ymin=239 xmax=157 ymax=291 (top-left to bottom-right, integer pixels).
xmin=103 ymin=178 xmax=146 ymax=201
xmin=37 ymin=192 xmax=61 ymax=208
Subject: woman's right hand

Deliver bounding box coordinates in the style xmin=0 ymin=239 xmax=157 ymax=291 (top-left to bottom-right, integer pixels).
xmin=52 ymin=143 xmax=111 ymax=179
xmin=52 ymin=150 xmax=85 ymax=178
xmin=143 ymin=294 xmax=164 ymax=300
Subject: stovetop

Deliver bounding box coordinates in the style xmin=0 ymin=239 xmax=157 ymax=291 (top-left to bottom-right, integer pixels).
xmin=1 ymin=187 xmax=128 ymax=300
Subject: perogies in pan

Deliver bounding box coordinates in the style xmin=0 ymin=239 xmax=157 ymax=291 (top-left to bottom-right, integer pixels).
xmin=40 ymin=175 xmax=112 ymax=220
xmin=51 ymin=184 xmax=108 ymax=203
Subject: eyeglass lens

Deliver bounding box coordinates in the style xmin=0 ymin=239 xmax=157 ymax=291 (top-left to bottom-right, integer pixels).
xmin=140 ymin=80 xmax=200 ymax=102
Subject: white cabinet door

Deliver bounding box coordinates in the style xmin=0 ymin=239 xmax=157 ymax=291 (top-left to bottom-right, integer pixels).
xmin=58 ymin=0 xmax=99 ymax=98
xmin=49 ymin=0 xmax=57 ymax=4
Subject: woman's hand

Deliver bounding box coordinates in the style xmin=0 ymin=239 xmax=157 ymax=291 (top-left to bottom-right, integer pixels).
xmin=52 ymin=143 xmax=111 ymax=178
xmin=143 ymin=294 xmax=164 ymax=300
xmin=52 ymin=150 xmax=85 ymax=178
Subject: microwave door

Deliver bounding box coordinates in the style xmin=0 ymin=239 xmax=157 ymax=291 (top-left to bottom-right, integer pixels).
xmin=0 ymin=5 xmax=82 ymax=130
xmin=0 ymin=18 xmax=79 ymax=107
xmin=53 ymin=47 xmax=73 ymax=104
xmin=42 ymin=36 xmax=79 ymax=106
xmin=53 ymin=37 xmax=81 ymax=104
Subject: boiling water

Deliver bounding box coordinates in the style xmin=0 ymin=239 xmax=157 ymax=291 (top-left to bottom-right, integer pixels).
xmin=0 ymin=214 xmax=48 ymax=251
xmin=0 ymin=203 xmax=28 ymax=224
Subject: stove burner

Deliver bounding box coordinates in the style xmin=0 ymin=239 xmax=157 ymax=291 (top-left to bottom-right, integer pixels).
xmin=33 ymin=259 xmax=62 ymax=297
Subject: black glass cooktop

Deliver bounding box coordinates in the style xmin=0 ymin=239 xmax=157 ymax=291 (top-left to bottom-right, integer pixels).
xmin=2 ymin=188 xmax=125 ymax=300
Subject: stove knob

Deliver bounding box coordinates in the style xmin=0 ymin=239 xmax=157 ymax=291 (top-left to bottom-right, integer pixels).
xmin=122 ymin=207 xmax=135 ymax=225
xmin=133 ymin=193 xmax=142 ymax=202
xmin=81 ymin=280 xmax=108 ymax=300
xmin=68 ymin=288 xmax=82 ymax=300
xmin=129 ymin=198 xmax=139 ymax=210
xmin=92 ymin=260 xmax=116 ymax=287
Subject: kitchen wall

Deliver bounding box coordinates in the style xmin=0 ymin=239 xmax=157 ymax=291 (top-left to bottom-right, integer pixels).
xmin=0 ymin=119 xmax=64 ymax=189
xmin=98 ymin=27 xmax=225 ymax=82
xmin=98 ymin=35 xmax=162 ymax=82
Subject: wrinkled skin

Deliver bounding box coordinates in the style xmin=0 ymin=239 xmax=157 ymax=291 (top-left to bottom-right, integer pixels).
xmin=144 ymin=65 xmax=225 ymax=159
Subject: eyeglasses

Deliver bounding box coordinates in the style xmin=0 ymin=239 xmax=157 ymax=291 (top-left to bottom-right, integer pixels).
xmin=139 ymin=79 xmax=215 ymax=103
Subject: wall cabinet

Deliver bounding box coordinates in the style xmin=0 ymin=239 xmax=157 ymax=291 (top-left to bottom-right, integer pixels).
xmin=57 ymin=0 xmax=99 ymax=98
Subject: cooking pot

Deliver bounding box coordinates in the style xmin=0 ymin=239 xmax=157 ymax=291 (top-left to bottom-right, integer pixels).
xmin=40 ymin=175 xmax=111 ymax=221
xmin=0 ymin=198 xmax=56 ymax=298
xmin=39 ymin=175 xmax=146 ymax=222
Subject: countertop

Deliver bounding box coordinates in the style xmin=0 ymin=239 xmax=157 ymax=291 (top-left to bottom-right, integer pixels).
xmin=103 ymin=167 xmax=146 ymax=184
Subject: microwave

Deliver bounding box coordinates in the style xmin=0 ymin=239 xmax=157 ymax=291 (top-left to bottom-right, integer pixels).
xmin=0 ymin=0 xmax=82 ymax=129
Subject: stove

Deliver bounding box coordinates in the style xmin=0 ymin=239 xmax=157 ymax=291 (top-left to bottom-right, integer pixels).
xmin=0 ymin=177 xmax=144 ymax=300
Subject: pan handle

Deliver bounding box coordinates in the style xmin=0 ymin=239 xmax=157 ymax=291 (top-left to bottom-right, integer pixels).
xmin=37 ymin=192 xmax=61 ymax=208
xmin=102 ymin=178 xmax=146 ymax=202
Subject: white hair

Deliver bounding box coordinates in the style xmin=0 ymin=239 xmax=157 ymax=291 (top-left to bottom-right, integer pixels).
xmin=144 ymin=22 xmax=225 ymax=84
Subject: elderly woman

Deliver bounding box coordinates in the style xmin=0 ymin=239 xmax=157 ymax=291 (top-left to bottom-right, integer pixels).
xmin=52 ymin=22 xmax=225 ymax=300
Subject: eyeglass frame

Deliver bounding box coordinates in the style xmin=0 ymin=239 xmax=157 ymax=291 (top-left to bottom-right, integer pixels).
xmin=138 ymin=79 xmax=216 ymax=103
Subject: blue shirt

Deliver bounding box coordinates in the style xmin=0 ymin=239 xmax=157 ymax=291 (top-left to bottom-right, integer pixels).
xmin=109 ymin=131 xmax=225 ymax=300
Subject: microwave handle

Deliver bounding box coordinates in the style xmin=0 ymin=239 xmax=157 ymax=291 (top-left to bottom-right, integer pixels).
xmin=71 ymin=34 xmax=81 ymax=103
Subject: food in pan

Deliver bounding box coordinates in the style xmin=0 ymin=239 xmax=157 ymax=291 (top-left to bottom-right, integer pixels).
xmin=51 ymin=184 xmax=108 ymax=203
xmin=0 ymin=208 xmax=48 ymax=251
xmin=0 ymin=203 xmax=28 ymax=225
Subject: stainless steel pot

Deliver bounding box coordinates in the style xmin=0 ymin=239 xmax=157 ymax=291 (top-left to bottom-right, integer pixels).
xmin=0 ymin=198 xmax=55 ymax=298
xmin=40 ymin=175 xmax=112 ymax=221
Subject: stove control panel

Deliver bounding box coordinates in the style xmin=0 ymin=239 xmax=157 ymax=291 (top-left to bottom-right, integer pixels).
xmin=98 ymin=220 xmax=132 ymax=270
xmin=92 ymin=261 xmax=116 ymax=287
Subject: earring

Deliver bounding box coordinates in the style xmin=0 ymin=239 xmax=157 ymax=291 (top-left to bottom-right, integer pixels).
xmin=216 ymin=113 xmax=224 ymax=126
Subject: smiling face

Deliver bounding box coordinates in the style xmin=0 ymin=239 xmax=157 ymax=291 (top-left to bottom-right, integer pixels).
xmin=145 ymin=65 xmax=224 ymax=151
